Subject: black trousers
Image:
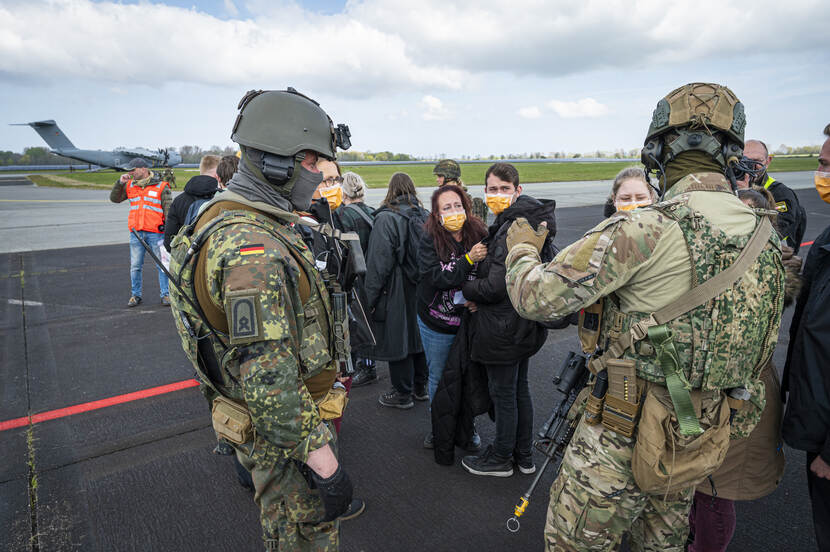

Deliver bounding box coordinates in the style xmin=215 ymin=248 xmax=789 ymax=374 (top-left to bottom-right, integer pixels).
xmin=389 ymin=352 xmax=428 ymax=395
xmin=485 ymin=358 xmax=533 ymax=460
xmin=807 ymin=452 xmax=830 ymax=551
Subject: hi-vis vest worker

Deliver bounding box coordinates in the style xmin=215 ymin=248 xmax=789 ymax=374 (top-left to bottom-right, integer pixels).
xmin=504 ymin=83 xmax=785 ymax=552
xmin=167 ymin=88 xmax=356 ymax=551
xmin=126 ymin=179 xmax=169 ymax=232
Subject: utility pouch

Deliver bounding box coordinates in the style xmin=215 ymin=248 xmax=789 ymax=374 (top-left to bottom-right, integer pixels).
xmin=578 ymin=300 xmax=603 ymax=354
xmin=316 ymin=386 xmax=349 ymax=420
xmin=631 ymin=385 xmax=731 ymax=495
xmin=584 ymin=370 xmax=608 ymax=425
xmin=211 ymin=396 xmax=253 ymax=445
xmin=601 ymin=359 xmax=640 ymax=437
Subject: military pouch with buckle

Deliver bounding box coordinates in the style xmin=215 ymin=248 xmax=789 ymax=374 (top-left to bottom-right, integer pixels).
xmin=578 ymin=300 xmax=603 ymax=354
xmin=211 ymin=396 xmax=253 ymax=445
xmin=601 ymin=359 xmax=641 ymax=438
xmin=316 ymin=385 xmax=349 ymax=420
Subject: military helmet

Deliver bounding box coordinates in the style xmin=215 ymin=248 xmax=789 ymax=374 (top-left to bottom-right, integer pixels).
xmin=231 ymin=88 xmax=347 ymax=160
xmin=642 ymin=82 xmax=746 ymax=171
xmin=433 ymin=159 xmax=461 ymax=180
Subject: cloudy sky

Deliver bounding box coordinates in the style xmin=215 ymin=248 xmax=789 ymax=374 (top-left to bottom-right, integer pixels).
xmin=1 ymin=0 xmax=828 ymax=157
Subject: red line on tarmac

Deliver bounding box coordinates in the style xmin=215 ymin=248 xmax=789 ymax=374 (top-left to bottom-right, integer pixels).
xmin=0 ymin=379 xmax=200 ymax=432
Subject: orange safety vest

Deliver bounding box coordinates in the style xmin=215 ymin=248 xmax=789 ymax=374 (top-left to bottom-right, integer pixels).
xmin=126 ymin=179 xmax=169 ymax=232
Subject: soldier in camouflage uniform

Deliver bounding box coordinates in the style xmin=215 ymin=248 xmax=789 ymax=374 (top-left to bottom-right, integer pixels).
xmin=434 ymin=159 xmax=490 ymax=222
xmin=167 ymin=89 xmax=357 ymax=551
xmin=504 ymin=83 xmax=785 ymax=551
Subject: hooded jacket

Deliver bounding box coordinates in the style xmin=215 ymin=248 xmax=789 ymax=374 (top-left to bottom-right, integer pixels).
xmin=163 ymin=175 xmax=218 ymax=251
xmin=462 ymin=195 xmax=556 ymax=364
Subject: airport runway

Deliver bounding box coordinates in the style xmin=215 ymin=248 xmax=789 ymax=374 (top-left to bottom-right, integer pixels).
xmin=1 ymin=183 xmax=827 ymax=551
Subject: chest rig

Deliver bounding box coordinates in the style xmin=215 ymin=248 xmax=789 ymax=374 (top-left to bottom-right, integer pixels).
xmin=168 ymin=201 xmax=338 ymax=402
xmin=581 ymin=189 xmax=784 ymax=435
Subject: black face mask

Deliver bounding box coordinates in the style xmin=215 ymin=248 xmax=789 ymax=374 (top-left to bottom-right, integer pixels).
xmin=290 ymin=166 xmax=323 ymax=211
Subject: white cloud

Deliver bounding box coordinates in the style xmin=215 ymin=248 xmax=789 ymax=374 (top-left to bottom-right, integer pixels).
xmin=517 ymin=106 xmax=541 ymax=119
xmin=223 ymin=0 xmax=239 ymax=17
xmin=109 ymin=86 xmax=127 ymax=95
xmin=420 ymin=95 xmax=450 ymax=121
xmin=547 ymin=98 xmax=609 ymax=119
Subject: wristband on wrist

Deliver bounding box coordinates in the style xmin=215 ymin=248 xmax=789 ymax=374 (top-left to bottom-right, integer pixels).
xmin=465 ymin=253 xmax=474 ymax=265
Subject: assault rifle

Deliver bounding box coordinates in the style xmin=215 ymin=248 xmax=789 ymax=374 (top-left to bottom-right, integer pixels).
xmin=506 ymin=351 xmax=607 ymax=532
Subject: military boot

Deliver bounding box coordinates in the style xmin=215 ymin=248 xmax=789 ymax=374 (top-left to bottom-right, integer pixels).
xmin=351 ymin=360 xmax=378 ymax=387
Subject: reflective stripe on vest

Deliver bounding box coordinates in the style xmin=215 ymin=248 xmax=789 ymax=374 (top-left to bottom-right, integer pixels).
xmin=763 ymin=175 xmax=776 ymax=189
xmin=126 ymin=180 xmax=168 ymax=232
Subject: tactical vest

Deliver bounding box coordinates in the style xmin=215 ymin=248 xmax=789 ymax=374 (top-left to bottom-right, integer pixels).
xmin=592 ymin=195 xmax=785 ymax=392
xmin=126 ymin=179 xmax=168 ymax=232
xmin=168 ymin=200 xmax=337 ymax=402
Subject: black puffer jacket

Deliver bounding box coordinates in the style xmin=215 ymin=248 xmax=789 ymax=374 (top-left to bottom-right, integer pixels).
xmin=163 ymin=175 xmax=218 ymax=251
xmin=783 ymin=223 xmax=830 ymax=462
xmin=363 ymin=194 xmax=424 ymax=361
xmin=431 ymin=310 xmax=492 ymax=465
xmin=462 ymin=195 xmax=556 ymax=364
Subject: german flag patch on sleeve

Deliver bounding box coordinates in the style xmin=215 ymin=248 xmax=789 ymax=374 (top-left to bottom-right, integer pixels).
xmin=239 ymin=243 xmax=265 ymax=256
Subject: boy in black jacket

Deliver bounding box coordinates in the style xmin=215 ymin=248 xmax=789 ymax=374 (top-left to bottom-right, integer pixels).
xmin=460 ymin=163 xmax=556 ymax=477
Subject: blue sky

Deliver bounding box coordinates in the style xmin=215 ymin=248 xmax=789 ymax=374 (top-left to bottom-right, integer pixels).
xmin=1 ymin=0 xmax=828 ymax=158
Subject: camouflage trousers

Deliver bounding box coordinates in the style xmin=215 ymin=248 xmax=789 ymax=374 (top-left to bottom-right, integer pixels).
xmin=237 ymin=446 xmax=339 ymax=551
xmin=545 ymin=417 xmax=693 ymax=552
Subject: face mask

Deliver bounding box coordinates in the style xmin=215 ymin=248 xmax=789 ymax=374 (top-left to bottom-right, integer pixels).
xmin=485 ymin=193 xmax=513 ymax=215
xmin=441 ymin=212 xmax=466 ymax=232
xmin=319 ymin=185 xmax=343 ymax=210
xmin=816 ymin=171 xmax=830 ymax=203
xmin=289 ymin=166 xmax=323 ymax=211
xmin=615 ymin=201 xmax=652 ymax=212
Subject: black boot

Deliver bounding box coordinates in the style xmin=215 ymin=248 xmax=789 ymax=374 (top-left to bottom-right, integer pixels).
xmin=352 ymin=361 xmax=378 ymax=387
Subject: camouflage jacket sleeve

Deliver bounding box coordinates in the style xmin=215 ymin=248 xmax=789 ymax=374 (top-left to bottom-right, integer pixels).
xmin=205 ymin=221 xmax=331 ymax=463
xmin=161 ymin=184 xmax=173 ymax=219
xmin=505 ymin=212 xmax=673 ymax=320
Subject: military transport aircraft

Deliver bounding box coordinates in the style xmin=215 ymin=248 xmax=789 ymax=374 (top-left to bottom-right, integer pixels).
xmin=12 ymin=119 xmax=182 ymax=170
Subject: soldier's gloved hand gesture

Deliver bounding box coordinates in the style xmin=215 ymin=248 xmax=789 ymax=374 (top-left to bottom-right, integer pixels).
xmin=506 ymin=218 xmax=548 ymax=253
xmin=311 ymin=464 xmax=354 ymax=522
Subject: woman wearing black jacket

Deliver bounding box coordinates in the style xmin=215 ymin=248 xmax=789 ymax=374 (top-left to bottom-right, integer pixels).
xmin=364 ymin=173 xmax=429 ymax=409
xmin=460 ymin=163 xmax=556 ymax=477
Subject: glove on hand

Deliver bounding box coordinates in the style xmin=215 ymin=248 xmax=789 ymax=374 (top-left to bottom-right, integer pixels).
xmin=311 ymin=464 xmax=354 ymax=522
xmin=506 ymin=217 xmax=549 ymax=253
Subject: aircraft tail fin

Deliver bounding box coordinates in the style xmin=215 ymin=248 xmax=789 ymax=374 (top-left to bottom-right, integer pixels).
xmin=14 ymin=120 xmax=76 ymax=150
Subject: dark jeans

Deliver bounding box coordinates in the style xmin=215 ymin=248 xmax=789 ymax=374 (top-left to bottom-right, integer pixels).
xmin=807 ymin=452 xmax=830 ymax=551
xmin=388 ymin=352 xmax=428 ymax=395
xmin=485 ymin=358 xmax=533 ymax=459
xmin=688 ymin=491 xmax=736 ymax=552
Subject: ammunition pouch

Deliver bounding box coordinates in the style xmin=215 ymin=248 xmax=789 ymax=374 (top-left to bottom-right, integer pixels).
xmin=600 ymin=359 xmax=641 ymax=438
xmin=211 ymin=396 xmax=253 ymax=445
xmin=316 ymin=386 xmax=349 ymax=420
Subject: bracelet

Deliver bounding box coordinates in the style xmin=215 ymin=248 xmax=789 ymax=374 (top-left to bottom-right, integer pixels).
xmin=465 ymin=253 xmax=474 ymax=265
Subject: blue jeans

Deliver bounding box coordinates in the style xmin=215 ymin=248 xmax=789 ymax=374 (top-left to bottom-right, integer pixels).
xmin=129 ymin=230 xmax=169 ymax=298
xmin=417 ymin=316 xmax=457 ymax=402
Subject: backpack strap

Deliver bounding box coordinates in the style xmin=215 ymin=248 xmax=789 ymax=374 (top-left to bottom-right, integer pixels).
xmin=344 ymin=203 xmax=374 ymax=229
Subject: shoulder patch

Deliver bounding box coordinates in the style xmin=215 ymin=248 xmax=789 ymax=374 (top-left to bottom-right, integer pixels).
xmin=775 ymin=201 xmax=788 ymax=213
xmin=226 ymin=289 xmax=264 ymax=345
xmin=239 ymin=243 xmax=266 ymax=256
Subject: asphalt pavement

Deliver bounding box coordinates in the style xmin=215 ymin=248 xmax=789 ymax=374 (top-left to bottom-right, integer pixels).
xmin=1 ymin=182 xmax=827 ymax=551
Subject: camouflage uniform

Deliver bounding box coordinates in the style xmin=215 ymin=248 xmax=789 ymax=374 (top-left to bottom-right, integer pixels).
xmin=169 ymin=191 xmax=339 ymax=551
xmin=506 ymin=173 xmax=784 ymax=551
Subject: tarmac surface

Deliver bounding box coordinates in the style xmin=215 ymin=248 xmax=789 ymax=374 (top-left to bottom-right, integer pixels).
xmin=1 ymin=178 xmax=827 ymax=551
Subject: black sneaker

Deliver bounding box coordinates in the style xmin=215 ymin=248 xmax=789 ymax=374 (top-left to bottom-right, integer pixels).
xmin=423 ymin=432 xmax=434 ymax=449
xmin=378 ymin=390 xmax=414 ymax=409
xmin=351 ymin=366 xmax=378 ymax=387
xmin=339 ymin=498 xmax=366 ymax=521
xmin=127 ymin=296 xmax=142 ymax=308
xmin=515 ymin=456 xmax=536 ymax=475
xmin=413 ymin=384 xmax=429 ymax=401
xmin=461 ymin=446 xmax=514 ymax=477
xmin=462 ymin=430 xmax=482 ymax=452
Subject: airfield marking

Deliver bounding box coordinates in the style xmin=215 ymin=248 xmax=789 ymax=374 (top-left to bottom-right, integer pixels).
xmin=8 ymin=299 xmax=43 ymax=306
xmin=0 ymin=379 xmax=200 ymax=432
xmin=0 ymin=199 xmax=110 ymax=203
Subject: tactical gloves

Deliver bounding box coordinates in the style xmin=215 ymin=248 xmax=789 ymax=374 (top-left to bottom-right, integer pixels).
xmin=311 ymin=464 xmax=354 ymax=522
xmin=506 ymin=217 xmax=548 ymax=253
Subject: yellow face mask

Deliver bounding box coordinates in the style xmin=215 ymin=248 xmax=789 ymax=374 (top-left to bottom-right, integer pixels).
xmin=815 ymin=171 xmax=830 ymax=203
xmin=485 ymin=193 xmax=513 ymax=215
xmin=320 ymin=185 xmax=343 ymax=210
xmin=615 ymin=201 xmax=652 ymax=212
xmin=441 ymin=212 xmax=466 ymax=232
